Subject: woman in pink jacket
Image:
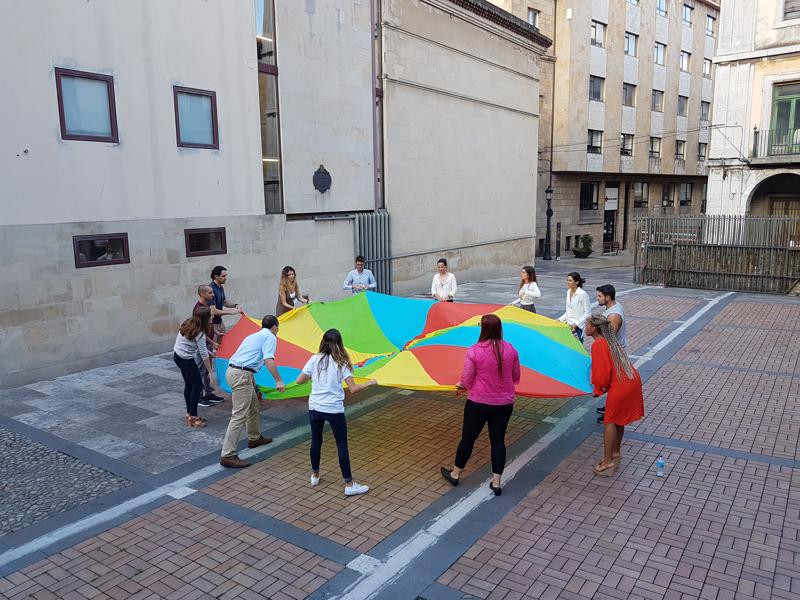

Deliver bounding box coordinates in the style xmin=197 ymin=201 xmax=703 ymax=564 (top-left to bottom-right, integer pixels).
xmin=441 ymin=314 xmax=521 ymax=495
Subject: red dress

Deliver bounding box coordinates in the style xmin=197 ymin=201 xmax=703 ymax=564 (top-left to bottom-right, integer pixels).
xmin=591 ymin=337 xmax=644 ymax=426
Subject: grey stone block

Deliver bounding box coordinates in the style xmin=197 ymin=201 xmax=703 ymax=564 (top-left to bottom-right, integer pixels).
xmin=80 ymin=434 xmax=145 ymax=459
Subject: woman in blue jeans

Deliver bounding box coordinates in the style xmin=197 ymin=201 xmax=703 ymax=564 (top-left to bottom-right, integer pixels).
xmin=295 ymin=329 xmax=376 ymax=496
xmin=173 ymin=307 xmax=216 ymax=427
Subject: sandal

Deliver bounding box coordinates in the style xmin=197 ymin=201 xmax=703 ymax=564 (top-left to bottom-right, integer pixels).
xmin=188 ymin=416 xmax=206 ymax=428
xmin=592 ymin=462 xmax=616 ymax=476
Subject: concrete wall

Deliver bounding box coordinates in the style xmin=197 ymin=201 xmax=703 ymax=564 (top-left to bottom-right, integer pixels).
xmin=382 ymin=0 xmax=542 ymax=293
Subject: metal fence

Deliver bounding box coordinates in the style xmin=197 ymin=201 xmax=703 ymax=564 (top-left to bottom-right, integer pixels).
xmin=634 ymin=215 xmax=800 ymax=294
xmin=354 ymin=210 xmax=392 ymax=294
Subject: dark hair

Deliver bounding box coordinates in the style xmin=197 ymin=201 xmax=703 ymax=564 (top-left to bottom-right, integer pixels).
xmin=520 ymin=265 xmax=536 ymax=287
xmin=281 ymin=265 xmax=295 ymax=276
xmin=211 ymin=265 xmax=227 ymax=280
xmin=180 ymin=307 xmax=211 ymax=341
xmin=355 ymin=255 xmax=366 ymax=264
xmin=261 ymin=315 xmax=279 ymax=329
xmin=437 ymin=258 xmax=448 ymax=267
xmin=316 ymin=329 xmax=353 ymax=377
xmin=567 ymin=272 xmax=585 ymax=288
xmin=477 ymin=314 xmax=504 ymax=374
xmin=596 ymin=284 xmax=616 ymax=300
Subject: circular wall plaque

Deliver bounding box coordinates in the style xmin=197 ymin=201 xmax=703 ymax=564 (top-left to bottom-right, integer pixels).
xmin=313 ymin=165 xmax=332 ymax=193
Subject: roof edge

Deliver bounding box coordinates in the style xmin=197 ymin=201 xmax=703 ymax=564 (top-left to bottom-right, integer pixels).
xmin=445 ymin=0 xmax=553 ymax=49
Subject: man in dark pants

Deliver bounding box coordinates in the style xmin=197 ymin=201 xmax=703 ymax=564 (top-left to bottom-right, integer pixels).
xmin=194 ymin=285 xmax=223 ymax=406
xmin=210 ymin=265 xmax=244 ymax=345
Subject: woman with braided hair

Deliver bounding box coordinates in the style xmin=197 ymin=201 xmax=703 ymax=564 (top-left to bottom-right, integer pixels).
xmin=585 ymin=308 xmax=644 ymax=476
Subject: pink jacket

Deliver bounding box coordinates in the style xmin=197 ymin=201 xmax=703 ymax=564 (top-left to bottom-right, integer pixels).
xmin=460 ymin=340 xmax=521 ymax=405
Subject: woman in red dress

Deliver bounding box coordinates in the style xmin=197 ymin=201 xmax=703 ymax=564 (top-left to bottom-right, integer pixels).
xmin=585 ymin=310 xmax=644 ymax=476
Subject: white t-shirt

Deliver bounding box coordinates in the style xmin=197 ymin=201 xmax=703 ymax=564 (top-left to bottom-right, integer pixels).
xmin=302 ymin=354 xmax=353 ymax=413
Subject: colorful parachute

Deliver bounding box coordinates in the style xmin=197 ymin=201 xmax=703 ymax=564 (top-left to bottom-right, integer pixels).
xmin=215 ymin=292 xmax=591 ymax=399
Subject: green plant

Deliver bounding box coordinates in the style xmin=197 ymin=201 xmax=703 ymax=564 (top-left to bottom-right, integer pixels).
xmin=579 ymin=234 xmax=593 ymax=251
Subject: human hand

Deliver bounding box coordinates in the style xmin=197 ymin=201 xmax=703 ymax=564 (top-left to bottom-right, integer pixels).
xmin=275 ymin=379 xmax=286 ymax=392
xmin=367 ymin=379 xmax=378 ymax=387
xmin=236 ymin=305 xmax=244 ymax=314
xmin=455 ymin=382 xmax=466 ymax=397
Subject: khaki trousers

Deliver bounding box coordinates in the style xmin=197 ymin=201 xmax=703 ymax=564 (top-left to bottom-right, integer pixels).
xmin=221 ymin=367 xmax=262 ymax=458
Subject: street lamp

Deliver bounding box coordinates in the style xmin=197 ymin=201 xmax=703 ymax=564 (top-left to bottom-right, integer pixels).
xmin=543 ymin=185 xmax=554 ymax=260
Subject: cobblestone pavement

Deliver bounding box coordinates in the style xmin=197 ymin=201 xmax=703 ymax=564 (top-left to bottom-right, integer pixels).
xmin=0 ymin=427 xmax=131 ymax=537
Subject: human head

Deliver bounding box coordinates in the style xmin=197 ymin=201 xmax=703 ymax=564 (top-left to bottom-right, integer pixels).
xmin=317 ymin=328 xmax=353 ymax=372
xmin=596 ymin=284 xmax=616 ymax=306
xmin=521 ymin=265 xmax=536 ymax=284
xmin=261 ymin=315 xmax=279 ymax=333
xmin=280 ymin=266 xmax=296 ymax=289
xmin=477 ymin=314 xmax=503 ymax=342
xmin=566 ymin=272 xmax=584 ymax=290
xmin=355 ymin=255 xmax=366 ymax=272
xmin=197 ymin=284 xmax=213 ymax=303
xmin=211 ymin=265 xmax=228 ymax=284
xmin=585 ymin=308 xmax=633 ymax=380
xmin=437 ymin=258 xmax=448 ymax=274
xmin=180 ymin=307 xmax=211 ymax=340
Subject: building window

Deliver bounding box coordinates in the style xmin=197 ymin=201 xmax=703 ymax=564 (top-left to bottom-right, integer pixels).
xmin=678 ymin=95 xmax=689 ymax=117
xmin=527 ymin=8 xmax=539 ymax=28
xmin=675 ymin=140 xmax=686 ymax=159
xmin=627 ymin=0 xmax=639 ymax=4
xmin=591 ymin=21 xmax=606 ymax=47
xmin=54 ymin=68 xmax=118 ymax=143
xmin=624 ymin=32 xmax=638 ymax=57
xmin=662 ymin=183 xmax=674 ymax=207
xmin=589 ymin=76 xmax=605 ymax=102
xmin=703 ymin=58 xmax=713 ymax=78
xmin=650 ymin=137 xmax=662 ymax=158
xmin=701 ymin=183 xmax=707 ymax=212
xmin=184 ymin=228 xmax=227 ymax=258
xmin=652 ymin=89 xmax=664 ymax=111
xmin=680 ymin=51 xmax=691 ymax=72
xmin=73 ymin=233 xmax=130 ymax=268
xmin=623 ymin=83 xmax=637 ymax=107
xmin=621 ymin=134 xmax=634 ymax=156
xmin=580 ymin=183 xmax=599 ymax=210
xmin=633 ymin=182 xmax=649 ymax=208
xmin=257 ymin=0 xmax=282 ymax=214
xmin=654 ymin=42 xmax=666 ymax=66
xmin=587 ymin=130 xmax=603 ymax=153
xmin=682 ymin=4 xmax=693 ymax=25
xmin=701 ymin=100 xmax=711 ymax=121
xmin=785 ymin=0 xmax=800 ymax=20
xmin=656 ymin=0 xmax=667 ymax=17
xmin=679 ymin=183 xmax=693 ymax=206
xmin=706 ymin=15 xmax=716 ymax=36
xmin=698 ymin=142 xmax=707 ymax=161
xmin=565 ymin=236 xmax=572 ymax=251
xmin=173 ymin=87 xmax=219 ymax=149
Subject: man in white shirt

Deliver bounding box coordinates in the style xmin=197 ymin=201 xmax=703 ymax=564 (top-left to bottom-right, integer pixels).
xmin=343 ymin=255 xmax=377 ymax=293
xmin=220 ymin=315 xmax=285 ymax=468
xmin=431 ymin=258 xmax=457 ymax=302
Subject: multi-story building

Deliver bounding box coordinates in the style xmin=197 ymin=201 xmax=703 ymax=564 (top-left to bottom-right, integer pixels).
xmin=707 ymin=0 xmax=800 ymax=217
xmin=491 ymin=0 xmax=719 ymax=254
xmin=0 ymin=0 xmax=549 ymax=387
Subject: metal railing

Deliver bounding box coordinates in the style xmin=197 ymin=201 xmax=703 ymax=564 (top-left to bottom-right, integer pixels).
xmin=752 ymin=127 xmax=800 ymax=158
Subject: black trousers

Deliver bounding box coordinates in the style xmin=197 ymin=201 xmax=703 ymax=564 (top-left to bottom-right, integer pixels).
xmin=454 ymin=400 xmax=514 ymax=474
xmin=173 ymin=353 xmax=202 ymax=417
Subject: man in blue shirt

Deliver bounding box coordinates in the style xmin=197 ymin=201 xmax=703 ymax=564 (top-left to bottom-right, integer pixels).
xmin=210 ymin=265 xmax=243 ymax=344
xmin=220 ymin=315 xmax=285 ymax=468
xmin=342 ymin=255 xmax=377 ymax=293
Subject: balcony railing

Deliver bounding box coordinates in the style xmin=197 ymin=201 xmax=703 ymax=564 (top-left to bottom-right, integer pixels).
xmin=752 ymin=128 xmax=800 ymax=158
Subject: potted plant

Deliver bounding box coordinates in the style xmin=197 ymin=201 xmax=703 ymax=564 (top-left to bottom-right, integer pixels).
xmin=573 ymin=234 xmax=593 ymax=258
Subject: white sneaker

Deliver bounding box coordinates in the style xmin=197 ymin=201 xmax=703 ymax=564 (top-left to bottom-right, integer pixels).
xmin=344 ymin=482 xmax=369 ymax=496
xmin=310 ymin=474 xmax=320 ymax=487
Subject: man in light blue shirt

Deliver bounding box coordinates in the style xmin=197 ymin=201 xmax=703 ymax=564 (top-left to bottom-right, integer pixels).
xmin=343 ymin=255 xmax=377 ymax=293
xmin=220 ymin=315 xmax=285 ymax=468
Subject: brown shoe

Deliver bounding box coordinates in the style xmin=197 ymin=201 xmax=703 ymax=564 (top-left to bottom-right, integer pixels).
xmin=248 ymin=435 xmax=273 ymax=448
xmin=220 ymin=455 xmax=251 ymax=468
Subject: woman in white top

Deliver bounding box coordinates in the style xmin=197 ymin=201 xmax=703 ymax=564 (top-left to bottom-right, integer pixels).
xmin=558 ymin=271 xmax=591 ymax=342
xmin=432 ymin=258 xmax=457 ymax=302
xmin=510 ymin=266 xmax=541 ymax=313
xmin=276 ymin=266 xmax=310 ymax=316
xmin=295 ymin=329 xmax=377 ymax=496
xmin=173 ymin=307 xmax=216 ymax=428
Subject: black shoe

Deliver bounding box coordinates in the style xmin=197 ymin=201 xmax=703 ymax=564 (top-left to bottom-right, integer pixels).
xmin=198 ymin=398 xmax=213 ymax=407
xmin=440 ymin=466 xmax=459 ymax=487
xmin=203 ymin=393 xmax=224 ymax=404
xmin=596 ymin=406 xmax=606 ymax=414
xmin=596 ymin=415 xmax=604 ymax=424
xmin=489 ymin=482 xmax=502 ymax=496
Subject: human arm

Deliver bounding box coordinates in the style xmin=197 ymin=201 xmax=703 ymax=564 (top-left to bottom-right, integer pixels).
xmin=607 ymin=313 xmax=622 ymax=334
xmin=431 ymin=276 xmax=439 ymax=300
xmin=456 ymin=349 xmax=477 ymax=395
xmin=295 ymin=283 xmax=309 ymax=304
xmin=264 ymin=358 xmax=285 ymax=392
xmin=344 ymin=376 xmax=378 ymax=394
xmin=576 ymin=291 xmax=591 ymax=329
xmin=262 ymin=334 xmax=284 ymax=392
xmin=520 ymin=283 xmax=541 ymax=304
xmin=511 ymin=348 xmax=521 ymax=385
xmin=590 ymin=340 xmax=612 ymax=396
xmin=366 ymin=271 xmax=377 ymax=290
xmin=343 ymin=271 xmax=354 ymax=291
xmin=278 ymin=285 xmax=294 ymax=311
xmin=448 ymin=275 xmax=457 ymax=299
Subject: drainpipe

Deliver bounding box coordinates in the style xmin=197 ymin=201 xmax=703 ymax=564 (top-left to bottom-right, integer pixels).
xmin=370 ymin=0 xmax=384 ymax=210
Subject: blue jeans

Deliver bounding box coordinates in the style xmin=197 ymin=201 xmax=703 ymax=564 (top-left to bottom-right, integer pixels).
xmin=309 ymin=410 xmax=352 ymax=482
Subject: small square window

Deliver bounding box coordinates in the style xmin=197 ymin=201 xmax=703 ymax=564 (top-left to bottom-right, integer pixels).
xmin=184 ymin=227 xmax=227 ymax=258
xmin=589 ymin=76 xmax=605 ymax=102
xmin=73 ymin=233 xmax=130 ymax=268
xmin=680 ymin=51 xmax=691 ymax=72
xmin=675 ymin=140 xmax=686 ymax=159
xmin=678 ymin=95 xmax=689 ymax=117
xmin=706 ymin=15 xmax=716 ymax=36
xmin=623 ymin=83 xmax=637 ymax=107
xmin=656 ymin=0 xmax=667 ymax=17
xmin=654 ymin=42 xmax=666 ymax=66
xmin=652 ymin=89 xmax=664 ymax=112
xmin=625 ymin=32 xmax=638 ymax=57
xmin=55 ymin=68 xmax=118 ymax=143
xmin=621 ymin=134 xmax=634 ymax=156
xmin=527 ymin=8 xmax=539 ymax=28
xmin=587 ymin=130 xmax=603 ymax=154
xmin=174 ymin=86 xmax=219 ymax=149
xmin=703 ymin=58 xmax=713 ymax=78
xmin=683 ymin=4 xmax=693 ymax=25
xmin=591 ymin=21 xmax=606 ymax=47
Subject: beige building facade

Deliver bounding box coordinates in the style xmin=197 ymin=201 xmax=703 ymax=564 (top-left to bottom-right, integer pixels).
xmin=0 ymin=0 xmax=549 ymax=387
xmin=707 ymin=0 xmax=800 ymax=217
xmin=492 ymin=0 xmax=719 ymax=255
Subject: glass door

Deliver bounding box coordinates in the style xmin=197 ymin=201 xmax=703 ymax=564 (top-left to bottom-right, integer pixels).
xmin=770 ymin=83 xmax=800 ymax=155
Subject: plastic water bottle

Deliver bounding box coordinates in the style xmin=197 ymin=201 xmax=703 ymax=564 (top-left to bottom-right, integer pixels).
xmin=656 ymin=455 xmax=665 ymax=477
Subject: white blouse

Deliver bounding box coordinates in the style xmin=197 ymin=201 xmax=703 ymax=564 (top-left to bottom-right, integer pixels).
xmin=431 ymin=272 xmax=458 ymax=300
xmin=511 ymin=282 xmax=541 ymax=306
xmin=558 ymin=287 xmax=591 ymax=329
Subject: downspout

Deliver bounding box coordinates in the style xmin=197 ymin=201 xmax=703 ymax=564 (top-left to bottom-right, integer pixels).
xmin=549 ymin=0 xmax=557 ymax=193
xmin=370 ymin=0 xmax=384 ymax=210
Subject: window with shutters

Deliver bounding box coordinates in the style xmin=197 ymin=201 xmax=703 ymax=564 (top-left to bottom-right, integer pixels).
xmin=786 ymin=0 xmax=800 ymax=20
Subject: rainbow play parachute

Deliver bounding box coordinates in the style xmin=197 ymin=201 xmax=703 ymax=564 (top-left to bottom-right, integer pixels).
xmin=215 ymin=292 xmax=592 ymax=399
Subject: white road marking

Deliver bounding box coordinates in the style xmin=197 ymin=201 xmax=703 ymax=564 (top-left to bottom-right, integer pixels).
xmin=167 ymin=486 xmax=196 ymax=499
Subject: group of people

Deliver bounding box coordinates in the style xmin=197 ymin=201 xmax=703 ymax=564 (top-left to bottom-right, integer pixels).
xmin=171 ymin=258 xmax=643 ymax=498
